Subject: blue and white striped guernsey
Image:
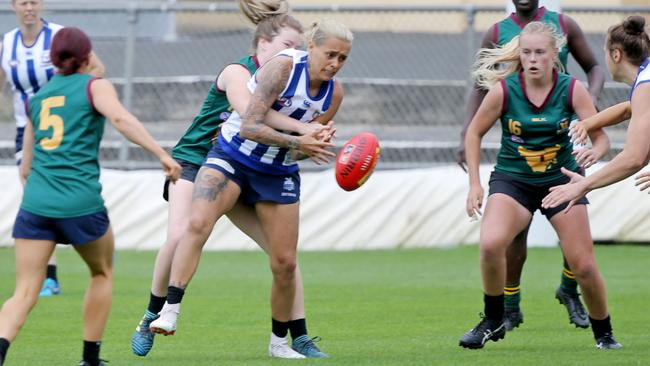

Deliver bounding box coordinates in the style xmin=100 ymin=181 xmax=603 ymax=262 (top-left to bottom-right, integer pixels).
xmin=1 ymin=20 xmax=64 ymax=161
xmin=631 ymin=58 xmax=650 ymax=100
xmin=218 ymin=48 xmax=335 ymax=175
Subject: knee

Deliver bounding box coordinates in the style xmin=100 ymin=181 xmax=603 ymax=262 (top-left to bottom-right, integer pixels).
xmin=11 ymin=286 xmax=40 ymax=311
xmin=89 ymin=265 xmax=113 ymax=279
xmin=568 ymin=258 xmax=597 ymax=280
xmin=182 ymin=215 xmax=212 ymax=246
xmin=186 ymin=216 xmax=213 ymax=239
xmin=479 ymin=237 xmax=506 ymax=262
xmin=270 ymin=254 xmax=297 ymax=278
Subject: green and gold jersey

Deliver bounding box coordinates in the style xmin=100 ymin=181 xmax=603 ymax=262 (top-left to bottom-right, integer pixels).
xmin=495 ymin=71 xmax=578 ymax=184
xmin=493 ymin=6 xmax=569 ymax=70
xmin=23 ymin=73 xmax=106 ymax=218
xmin=172 ymin=55 xmax=259 ymax=166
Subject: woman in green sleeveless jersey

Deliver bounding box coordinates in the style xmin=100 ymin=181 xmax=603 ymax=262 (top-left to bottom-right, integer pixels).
xmin=0 ymin=28 xmax=181 ymax=366
xmin=543 ymin=16 xmax=650 ymax=209
xmin=0 ymin=0 xmax=106 ymax=299
xmin=459 ymin=22 xmax=620 ymax=350
xmin=131 ymin=0 xmax=334 ymax=359
xmin=457 ymin=0 xmax=606 ymax=331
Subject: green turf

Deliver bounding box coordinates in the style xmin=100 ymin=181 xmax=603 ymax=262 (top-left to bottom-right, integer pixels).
xmin=0 ymin=245 xmax=649 ymax=365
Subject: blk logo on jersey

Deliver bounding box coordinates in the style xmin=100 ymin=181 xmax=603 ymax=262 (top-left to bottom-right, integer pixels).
xmin=9 ymin=59 xmax=19 ymax=68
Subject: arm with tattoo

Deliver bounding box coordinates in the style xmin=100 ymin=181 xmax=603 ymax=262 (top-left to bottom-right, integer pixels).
xmin=291 ymin=150 xmax=310 ymax=161
xmin=239 ymin=57 xmax=299 ymax=148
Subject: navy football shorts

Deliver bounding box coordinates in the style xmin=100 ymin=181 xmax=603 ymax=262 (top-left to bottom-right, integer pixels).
xmin=13 ymin=208 xmax=110 ymax=245
xmin=202 ymin=144 xmax=300 ymax=205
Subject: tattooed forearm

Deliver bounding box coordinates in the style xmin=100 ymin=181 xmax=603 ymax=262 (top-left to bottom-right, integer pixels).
xmin=240 ymin=57 xmax=298 ymax=148
xmin=242 ymin=119 xmax=301 ymax=148
xmin=287 ymin=138 xmax=300 ymax=149
xmin=193 ymin=169 xmax=229 ymax=201
xmin=290 ymin=149 xmax=309 ymax=161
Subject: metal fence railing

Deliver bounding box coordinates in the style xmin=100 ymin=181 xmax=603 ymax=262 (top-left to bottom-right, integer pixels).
xmin=1 ymin=3 xmax=648 ymax=169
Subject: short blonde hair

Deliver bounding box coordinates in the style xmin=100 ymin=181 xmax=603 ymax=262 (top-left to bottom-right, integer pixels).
xmin=306 ymin=18 xmax=353 ymax=46
xmin=472 ymin=21 xmax=566 ymax=89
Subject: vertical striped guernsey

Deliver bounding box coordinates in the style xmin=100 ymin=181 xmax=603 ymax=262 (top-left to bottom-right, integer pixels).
xmin=218 ymin=49 xmax=335 ymax=175
xmin=1 ymin=20 xmax=64 ymax=160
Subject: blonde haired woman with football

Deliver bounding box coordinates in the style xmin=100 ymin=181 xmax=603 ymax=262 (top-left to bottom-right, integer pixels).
xmin=131 ymin=0 xmax=333 ymax=359
xmin=149 ymin=18 xmax=352 ymax=358
xmin=459 ymin=21 xmax=618 ymax=350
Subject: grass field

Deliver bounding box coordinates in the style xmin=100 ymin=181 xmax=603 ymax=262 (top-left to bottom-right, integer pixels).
xmin=0 ymin=245 xmax=649 ymax=365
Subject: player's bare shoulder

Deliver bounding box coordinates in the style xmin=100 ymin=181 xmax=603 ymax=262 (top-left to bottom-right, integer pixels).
xmin=255 ymin=55 xmax=293 ymax=98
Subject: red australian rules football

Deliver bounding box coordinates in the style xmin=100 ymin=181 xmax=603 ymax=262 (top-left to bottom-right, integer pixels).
xmin=335 ymin=132 xmax=380 ymax=191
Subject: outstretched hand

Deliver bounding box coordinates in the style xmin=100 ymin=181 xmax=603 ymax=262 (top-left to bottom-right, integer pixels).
xmin=297 ymin=129 xmax=336 ymax=165
xmin=572 ymin=148 xmax=598 ymax=169
xmin=634 ymin=171 xmax=650 ymax=192
xmin=541 ymin=167 xmax=586 ymax=212
xmin=299 ymin=121 xmax=325 ymax=138
xmin=569 ymin=121 xmax=589 ymax=146
xmin=315 ymin=120 xmax=336 ymax=143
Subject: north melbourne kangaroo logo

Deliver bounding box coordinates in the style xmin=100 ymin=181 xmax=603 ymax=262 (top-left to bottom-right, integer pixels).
xmin=283 ymin=177 xmax=295 ymax=192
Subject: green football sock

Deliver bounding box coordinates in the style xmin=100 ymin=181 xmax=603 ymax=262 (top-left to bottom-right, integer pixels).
xmin=504 ymin=284 xmax=521 ymax=311
xmin=560 ymin=267 xmax=579 ymax=294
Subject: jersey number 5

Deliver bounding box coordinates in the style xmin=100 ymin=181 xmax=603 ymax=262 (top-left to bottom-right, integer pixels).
xmin=39 ymin=96 xmax=66 ymax=150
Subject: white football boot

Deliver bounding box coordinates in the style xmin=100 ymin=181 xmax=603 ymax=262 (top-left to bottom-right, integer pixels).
xmin=149 ymin=302 xmax=180 ymax=336
xmin=268 ymin=333 xmax=306 ymax=359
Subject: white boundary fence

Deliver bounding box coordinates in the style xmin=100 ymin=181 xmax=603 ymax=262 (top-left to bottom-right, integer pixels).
xmin=2 ymin=163 xmax=649 ymax=249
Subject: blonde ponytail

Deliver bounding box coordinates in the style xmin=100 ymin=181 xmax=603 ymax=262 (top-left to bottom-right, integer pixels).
xmin=472 ymin=36 xmax=522 ymax=90
xmin=238 ymin=0 xmax=290 ymax=26
xmin=238 ymin=0 xmax=303 ymax=53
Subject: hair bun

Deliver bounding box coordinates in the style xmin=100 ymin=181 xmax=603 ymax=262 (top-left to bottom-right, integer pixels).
xmin=624 ymin=15 xmax=646 ymax=36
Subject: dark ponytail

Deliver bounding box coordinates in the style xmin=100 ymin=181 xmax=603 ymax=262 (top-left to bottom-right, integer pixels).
xmin=623 ymin=15 xmax=646 ymax=36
